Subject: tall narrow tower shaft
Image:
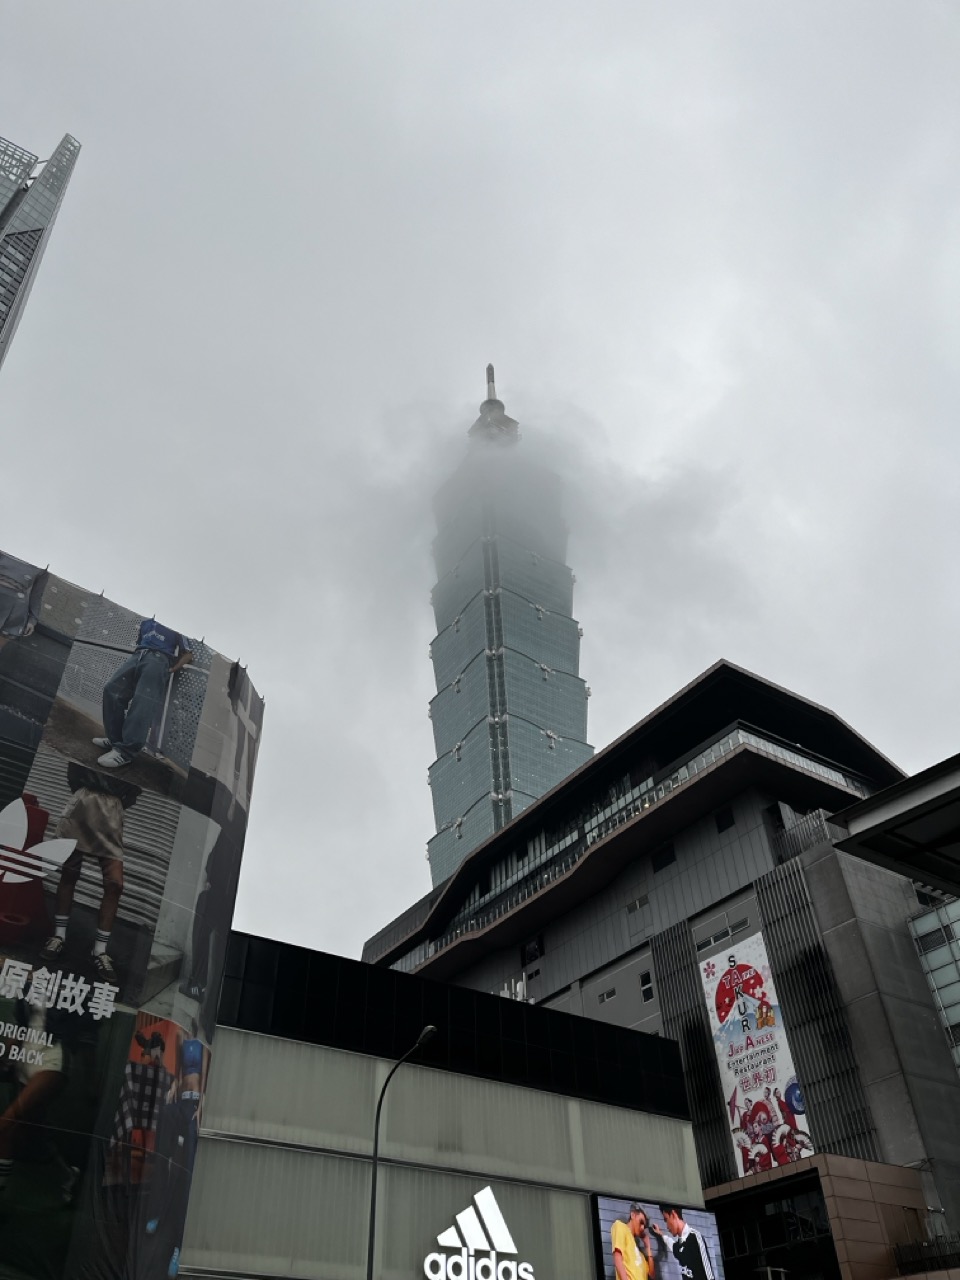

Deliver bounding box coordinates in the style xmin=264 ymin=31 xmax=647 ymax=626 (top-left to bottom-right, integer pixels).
xmin=426 ymin=370 xmax=593 ymax=885
xmin=0 ymin=133 xmax=81 ymax=371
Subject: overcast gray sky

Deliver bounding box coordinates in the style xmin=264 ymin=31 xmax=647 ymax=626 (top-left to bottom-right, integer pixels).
xmin=2 ymin=2 xmax=958 ymax=958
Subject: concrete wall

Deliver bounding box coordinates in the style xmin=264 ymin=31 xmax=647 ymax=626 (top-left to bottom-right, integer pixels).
xmin=443 ymin=781 xmax=960 ymax=1232
xmin=452 ymin=787 xmax=778 ymax=1008
xmin=802 ymin=846 xmax=960 ymax=1227
xmin=706 ymin=1153 xmax=927 ymax=1280
xmin=184 ymin=1027 xmax=703 ymax=1280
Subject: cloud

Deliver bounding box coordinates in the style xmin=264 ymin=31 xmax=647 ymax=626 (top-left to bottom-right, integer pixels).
xmin=1 ymin=1 xmax=957 ymax=955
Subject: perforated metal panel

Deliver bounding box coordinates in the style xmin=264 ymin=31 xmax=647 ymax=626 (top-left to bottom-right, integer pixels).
xmin=36 ymin=574 xmax=94 ymax=639
xmin=58 ymin=595 xmax=212 ymax=771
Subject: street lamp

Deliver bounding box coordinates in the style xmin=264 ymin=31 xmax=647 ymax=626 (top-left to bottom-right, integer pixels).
xmin=365 ymin=1024 xmax=437 ymax=1280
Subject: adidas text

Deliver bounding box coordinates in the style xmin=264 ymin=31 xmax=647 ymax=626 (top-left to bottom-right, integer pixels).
xmin=425 ymin=1187 xmax=534 ymax=1280
xmin=423 ymin=1252 xmax=534 ymax=1280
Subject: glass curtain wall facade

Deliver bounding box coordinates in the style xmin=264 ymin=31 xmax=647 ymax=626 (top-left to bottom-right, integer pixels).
xmin=0 ymin=133 xmax=80 ymax=370
xmin=911 ymin=899 xmax=960 ymax=1076
xmin=428 ymin=370 xmax=593 ymax=884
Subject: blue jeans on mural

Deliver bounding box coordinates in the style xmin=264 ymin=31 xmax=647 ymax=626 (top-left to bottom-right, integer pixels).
xmin=102 ymin=650 xmax=171 ymax=761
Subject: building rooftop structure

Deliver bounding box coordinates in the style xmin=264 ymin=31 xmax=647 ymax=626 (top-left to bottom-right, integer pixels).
xmin=365 ymin=658 xmax=902 ymax=976
xmin=364 ymin=659 xmax=960 ymax=1269
xmin=832 ymin=751 xmax=960 ymax=895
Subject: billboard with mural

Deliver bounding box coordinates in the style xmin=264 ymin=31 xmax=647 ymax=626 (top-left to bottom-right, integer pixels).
xmin=0 ymin=547 xmax=262 ymax=1279
xmin=594 ymin=1195 xmax=725 ymax=1280
xmin=698 ymin=929 xmax=814 ymax=1178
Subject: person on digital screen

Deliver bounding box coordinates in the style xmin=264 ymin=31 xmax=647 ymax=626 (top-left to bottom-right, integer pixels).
xmin=612 ymin=1202 xmax=655 ymax=1280
xmin=0 ymin=550 xmax=47 ymax=650
xmin=144 ymin=1023 xmax=207 ymax=1279
xmin=0 ymin=1000 xmax=76 ymax=1205
xmin=40 ymin=762 xmax=140 ymax=984
xmin=652 ymin=1206 xmax=715 ymax=1280
xmin=94 ymin=618 xmax=193 ymax=768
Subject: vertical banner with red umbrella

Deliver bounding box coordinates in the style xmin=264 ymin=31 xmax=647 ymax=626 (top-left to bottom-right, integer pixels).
xmin=698 ymin=929 xmax=814 ymax=1178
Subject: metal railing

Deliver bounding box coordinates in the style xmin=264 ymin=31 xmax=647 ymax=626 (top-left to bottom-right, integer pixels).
xmin=394 ymin=726 xmax=870 ymax=971
xmin=895 ymin=1235 xmax=960 ymax=1275
xmin=771 ymin=810 xmax=842 ymax=864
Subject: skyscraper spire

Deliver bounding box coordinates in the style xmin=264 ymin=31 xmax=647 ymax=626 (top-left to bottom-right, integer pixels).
xmin=426 ymin=373 xmax=592 ymax=884
xmin=468 ymin=362 xmax=519 ymax=442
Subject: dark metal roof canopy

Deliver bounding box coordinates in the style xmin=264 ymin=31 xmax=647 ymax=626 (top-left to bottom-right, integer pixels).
xmin=832 ymin=752 xmax=960 ymax=895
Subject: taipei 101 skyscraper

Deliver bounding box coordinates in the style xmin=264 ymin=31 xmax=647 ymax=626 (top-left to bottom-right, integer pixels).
xmin=426 ymin=368 xmax=593 ymax=885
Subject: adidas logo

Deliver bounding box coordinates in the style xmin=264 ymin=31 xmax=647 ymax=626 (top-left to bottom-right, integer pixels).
xmin=0 ymin=799 xmax=77 ymax=885
xmin=424 ymin=1186 xmax=534 ymax=1280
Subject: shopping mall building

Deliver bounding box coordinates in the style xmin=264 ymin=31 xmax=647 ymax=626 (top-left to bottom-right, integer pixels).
xmin=362 ymin=661 xmax=960 ymax=1280
xmin=179 ymin=935 xmax=716 ymax=1280
xmin=4 ymin=542 xmax=959 ymax=1280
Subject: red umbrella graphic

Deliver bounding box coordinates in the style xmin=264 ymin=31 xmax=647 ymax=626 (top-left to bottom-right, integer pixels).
xmin=713 ymin=960 xmax=764 ymax=1023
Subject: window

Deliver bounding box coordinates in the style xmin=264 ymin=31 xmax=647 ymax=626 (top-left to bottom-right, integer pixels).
xmin=695 ymin=911 xmax=752 ymax=952
xmin=521 ymin=936 xmax=544 ymax=966
xmin=652 ymin=843 xmax=676 ymax=873
xmin=526 ymin=967 xmax=540 ymax=980
xmin=696 ymin=928 xmax=729 ymax=953
xmin=640 ymin=971 xmax=654 ymax=1003
xmin=598 ymin=988 xmax=616 ymax=1004
xmin=715 ymin=805 xmax=735 ymax=834
xmin=626 ymin=894 xmax=649 ymax=915
xmin=764 ymin=803 xmax=785 ymax=833
xmin=916 ymin=924 xmax=955 ymax=955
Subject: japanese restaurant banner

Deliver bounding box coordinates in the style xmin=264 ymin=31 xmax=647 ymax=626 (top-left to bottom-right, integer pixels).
xmin=698 ymin=929 xmax=814 ymax=1178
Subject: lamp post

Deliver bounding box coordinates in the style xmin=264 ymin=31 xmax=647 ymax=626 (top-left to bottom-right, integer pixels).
xmin=365 ymin=1024 xmax=437 ymax=1280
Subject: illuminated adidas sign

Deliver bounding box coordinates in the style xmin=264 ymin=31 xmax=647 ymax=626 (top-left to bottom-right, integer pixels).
xmin=0 ymin=799 xmax=76 ymax=885
xmin=424 ymin=1186 xmax=534 ymax=1280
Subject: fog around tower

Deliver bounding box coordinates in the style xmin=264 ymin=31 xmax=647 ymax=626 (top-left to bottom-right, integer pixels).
xmin=0 ymin=3 xmax=958 ymax=956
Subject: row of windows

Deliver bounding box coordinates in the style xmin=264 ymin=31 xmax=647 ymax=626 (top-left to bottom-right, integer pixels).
xmin=596 ymin=971 xmax=656 ymax=1005
xmin=432 ymin=739 xmax=743 ymax=952
xmin=695 ymin=916 xmax=750 ymax=954
xmin=410 ymin=723 xmax=868 ymax=973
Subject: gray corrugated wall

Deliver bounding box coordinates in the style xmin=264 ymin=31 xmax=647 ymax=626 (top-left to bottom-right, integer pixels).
xmin=651 ymin=922 xmax=737 ymax=1189
xmin=451 ymin=790 xmax=777 ymax=1003
xmin=754 ymin=857 xmax=880 ymax=1162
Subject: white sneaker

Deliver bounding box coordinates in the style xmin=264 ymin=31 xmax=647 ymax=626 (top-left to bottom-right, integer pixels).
xmin=41 ymin=935 xmax=65 ymax=962
xmin=91 ymin=736 xmax=111 ymax=749
xmin=91 ymin=952 xmax=118 ymax=982
xmin=97 ymin=749 xmax=130 ymax=769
